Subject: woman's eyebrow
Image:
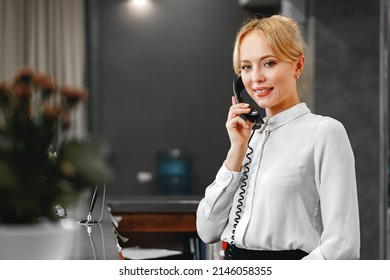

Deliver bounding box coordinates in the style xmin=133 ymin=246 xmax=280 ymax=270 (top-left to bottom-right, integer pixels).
xmin=240 ymin=54 xmax=276 ymax=63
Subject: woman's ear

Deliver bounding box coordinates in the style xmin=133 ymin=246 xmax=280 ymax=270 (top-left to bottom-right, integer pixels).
xmin=295 ymin=55 xmax=305 ymax=79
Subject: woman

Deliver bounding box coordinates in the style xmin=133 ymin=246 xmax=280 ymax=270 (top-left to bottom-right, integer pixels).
xmin=196 ymin=15 xmax=360 ymax=260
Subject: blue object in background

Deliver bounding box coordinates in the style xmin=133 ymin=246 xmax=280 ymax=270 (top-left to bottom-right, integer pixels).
xmin=156 ymin=148 xmax=193 ymax=195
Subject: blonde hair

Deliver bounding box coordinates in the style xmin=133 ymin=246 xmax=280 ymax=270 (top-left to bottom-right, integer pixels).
xmin=233 ymin=15 xmax=305 ymax=74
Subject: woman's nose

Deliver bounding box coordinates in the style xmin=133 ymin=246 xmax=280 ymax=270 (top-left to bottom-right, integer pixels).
xmin=252 ymin=67 xmax=265 ymax=83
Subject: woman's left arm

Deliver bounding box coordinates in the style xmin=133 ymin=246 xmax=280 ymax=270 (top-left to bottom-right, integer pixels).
xmin=304 ymin=118 xmax=360 ymax=260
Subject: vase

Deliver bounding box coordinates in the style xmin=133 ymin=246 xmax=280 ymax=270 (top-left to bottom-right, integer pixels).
xmin=0 ymin=218 xmax=76 ymax=260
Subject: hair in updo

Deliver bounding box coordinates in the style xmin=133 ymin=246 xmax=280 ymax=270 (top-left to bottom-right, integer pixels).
xmin=233 ymin=15 xmax=305 ymax=75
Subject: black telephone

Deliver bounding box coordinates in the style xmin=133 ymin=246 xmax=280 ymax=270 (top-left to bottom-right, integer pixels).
xmin=233 ymin=75 xmax=264 ymax=130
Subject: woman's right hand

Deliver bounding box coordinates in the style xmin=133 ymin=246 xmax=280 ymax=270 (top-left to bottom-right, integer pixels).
xmin=224 ymin=96 xmax=253 ymax=172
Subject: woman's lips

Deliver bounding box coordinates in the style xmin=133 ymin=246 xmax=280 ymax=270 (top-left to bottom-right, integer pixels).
xmin=254 ymin=87 xmax=274 ymax=97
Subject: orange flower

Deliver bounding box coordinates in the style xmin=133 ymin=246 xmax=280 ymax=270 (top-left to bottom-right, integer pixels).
xmin=33 ymin=72 xmax=56 ymax=99
xmin=42 ymin=103 xmax=62 ymax=120
xmin=60 ymin=86 xmax=88 ymax=108
xmin=12 ymin=66 xmax=34 ymax=85
xmin=13 ymin=85 xmax=32 ymax=99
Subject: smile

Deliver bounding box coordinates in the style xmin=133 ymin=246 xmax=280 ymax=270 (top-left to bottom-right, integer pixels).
xmin=254 ymin=87 xmax=274 ymax=97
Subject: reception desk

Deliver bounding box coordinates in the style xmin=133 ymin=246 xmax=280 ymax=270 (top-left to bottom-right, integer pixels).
xmin=107 ymin=196 xmax=202 ymax=259
xmin=67 ymin=195 xmax=201 ymax=260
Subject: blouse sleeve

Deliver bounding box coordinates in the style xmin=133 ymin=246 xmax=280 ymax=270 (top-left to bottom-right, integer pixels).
xmin=196 ymin=164 xmax=242 ymax=244
xmin=304 ymin=118 xmax=360 ymax=260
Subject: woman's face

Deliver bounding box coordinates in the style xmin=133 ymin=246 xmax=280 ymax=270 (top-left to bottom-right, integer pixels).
xmin=239 ymin=30 xmax=304 ymax=117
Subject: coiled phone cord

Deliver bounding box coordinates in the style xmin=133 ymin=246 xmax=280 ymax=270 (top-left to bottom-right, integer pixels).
xmin=228 ymin=123 xmax=258 ymax=260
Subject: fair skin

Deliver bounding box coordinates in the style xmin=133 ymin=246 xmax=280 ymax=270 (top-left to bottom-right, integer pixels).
xmin=225 ymin=30 xmax=305 ymax=171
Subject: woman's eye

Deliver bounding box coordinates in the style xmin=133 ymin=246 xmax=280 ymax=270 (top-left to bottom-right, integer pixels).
xmin=241 ymin=65 xmax=252 ymax=71
xmin=264 ymin=61 xmax=276 ymax=67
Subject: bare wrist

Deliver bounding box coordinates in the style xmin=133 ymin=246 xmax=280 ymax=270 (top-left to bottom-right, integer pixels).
xmin=225 ymin=146 xmax=247 ymax=172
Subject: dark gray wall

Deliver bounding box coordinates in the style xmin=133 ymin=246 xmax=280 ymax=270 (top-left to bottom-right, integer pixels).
xmin=311 ymin=0 xmax=381 ymax=259
xmin=87 ymin=0 xmax=277 ymax=196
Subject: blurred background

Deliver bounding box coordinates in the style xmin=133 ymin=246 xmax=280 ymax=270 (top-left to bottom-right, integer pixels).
xmin=0 ymin=0 xmax=389 ymax=260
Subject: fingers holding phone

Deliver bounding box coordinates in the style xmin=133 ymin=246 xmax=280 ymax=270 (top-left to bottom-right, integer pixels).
xmin=224 ymin=76 xmax=263 ymax=171
xmin=225 ymin=98 xmax=253 ymax=172
xmin=226 ymin=97 xmax=254 ymax=154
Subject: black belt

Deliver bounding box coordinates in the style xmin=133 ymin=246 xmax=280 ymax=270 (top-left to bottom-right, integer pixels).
xmin=225 ymin=243 xmax=308 ymax=260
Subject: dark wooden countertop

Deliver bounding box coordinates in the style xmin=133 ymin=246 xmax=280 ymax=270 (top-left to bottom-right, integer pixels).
xmin=107 ymin=195 xmax=201 ymax=214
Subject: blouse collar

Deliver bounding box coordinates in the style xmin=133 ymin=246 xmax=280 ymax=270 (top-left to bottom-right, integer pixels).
xmin=261 ymin=103 xmax=311 ymax=132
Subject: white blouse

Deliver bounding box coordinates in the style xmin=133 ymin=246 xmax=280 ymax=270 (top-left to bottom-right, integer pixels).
xmin=196 ymin=103 xmax=360 ymax=260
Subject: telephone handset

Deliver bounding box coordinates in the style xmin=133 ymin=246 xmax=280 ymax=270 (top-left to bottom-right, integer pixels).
xmin=233 ymin=75 xmax=264 ymax=130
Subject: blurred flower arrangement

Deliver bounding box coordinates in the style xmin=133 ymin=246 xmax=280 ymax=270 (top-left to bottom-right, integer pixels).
xmin=0 ymin=67 xmax=112 ymax=224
